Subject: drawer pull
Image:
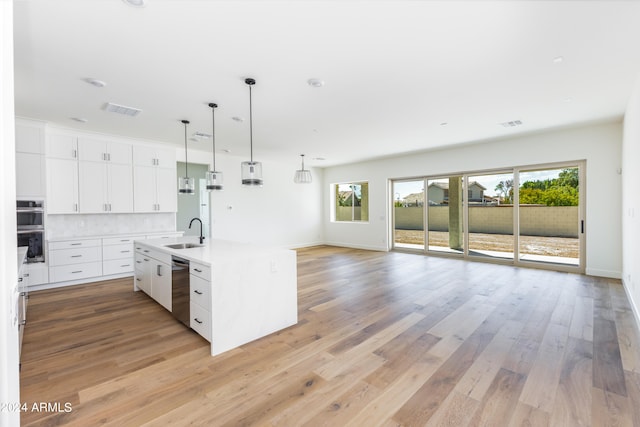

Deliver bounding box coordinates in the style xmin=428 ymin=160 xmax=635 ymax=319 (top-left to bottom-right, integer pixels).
xmin=70 ymin=243 xmax=82 ymax=246
xmin=194 ymin=268 xmax=202 ymax=273
xmin=71 ymin=255 xmax=83 ymax=258
xmin=136 ymin=278 xmax=141 ymax=282
xmin=71 ymin=271 xmax=82 ymax=274
xmin=143 ymin=250 xmax=150 ymax=253
xmin=120 ymin=250 xmax=130 ymax=253
xmin=136 ymin=260 xmax=142 ymax=264
xmin=121 ymin=239 xmax=130 ymax=242
xmin=194 ymin=318 xmax=203 ymax=324
xmin=194 ymin=290 xmax=203 ymax=295
xmin=121 ymin=264 xmax=130 ymax=268
xmin=144 ymin=258 xmax=150 ymax=262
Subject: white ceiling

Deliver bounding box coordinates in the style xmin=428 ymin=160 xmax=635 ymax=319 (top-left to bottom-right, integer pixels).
xmin=13 ymin=0 xmax=640 ymax=167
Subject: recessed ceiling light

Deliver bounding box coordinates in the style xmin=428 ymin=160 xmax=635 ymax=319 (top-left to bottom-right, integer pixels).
xmin=231 ymin=116 xmax=244 ymax=122
xmin=70 ymin=117 xmax=88 ymax=123
xmin=307 ymin=78 xmax=325 ymax=88
xmin=553 ymin=56 xmax=564 ymax=63
xmin=84 ymin=78 xmax=106 ymax=88
xmin=122 ymin=0 xmax=146 ymax=7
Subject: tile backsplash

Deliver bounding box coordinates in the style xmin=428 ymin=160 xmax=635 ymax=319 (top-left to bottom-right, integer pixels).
xmin=46 ymin=213 xmax=176 ymax=239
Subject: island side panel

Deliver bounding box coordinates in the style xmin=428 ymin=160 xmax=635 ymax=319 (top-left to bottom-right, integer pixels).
xmin=210 ymin=249 xmax=297 ymax=356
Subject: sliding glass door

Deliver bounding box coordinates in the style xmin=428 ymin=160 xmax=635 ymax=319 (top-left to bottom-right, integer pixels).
xmin=391 ymin=161 xmax=584 ymax=273
xmin=466 ymin=172 xmax=514 ymax=260
xmin=517 ymin=165 xmax=582 ymax=267
xmin=392 ymin=180 xmax=425 ymax=250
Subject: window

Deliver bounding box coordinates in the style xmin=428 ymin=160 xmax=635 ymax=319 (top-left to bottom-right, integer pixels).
xmin=334 ymin=182 xmax=369 ymax=222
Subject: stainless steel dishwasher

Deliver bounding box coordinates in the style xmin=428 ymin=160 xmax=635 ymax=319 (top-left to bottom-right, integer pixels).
xmin=171 ymin=256 xmax=190 ymax=327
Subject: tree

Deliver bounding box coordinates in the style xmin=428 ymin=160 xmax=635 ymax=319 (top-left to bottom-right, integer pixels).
xmin=495 ymin=179 xmax=513 ymax=204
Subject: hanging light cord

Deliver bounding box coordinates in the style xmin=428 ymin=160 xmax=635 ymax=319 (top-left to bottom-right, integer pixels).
xmin=248 ymin=83 xmax=253 ymax=163
xmin=210 ymin=103 xmax=217 ymax=171
xmin=183 ymin=120 xmax=189 ymax=177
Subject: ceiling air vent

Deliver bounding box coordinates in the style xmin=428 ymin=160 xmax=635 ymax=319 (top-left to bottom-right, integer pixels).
xmin=500 ymin=120 xmax=523 ymax=128
xmin=193 ymin=131 xmax=212 ymax=139
xmin=104 ymin=102 xmax=142 ymax=117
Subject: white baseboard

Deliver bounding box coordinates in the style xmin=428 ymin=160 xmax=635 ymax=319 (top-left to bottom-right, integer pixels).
xmin=28 ymin=272 xmax=133 ymax=292
xmin=585 ymin=268 xmax=622 ymax=279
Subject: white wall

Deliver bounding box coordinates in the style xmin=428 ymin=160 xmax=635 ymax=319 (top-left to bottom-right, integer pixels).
xmin=622 ymin=74 xmax=640 ymax=320
xmin=0 ymin=1 xmax=20 ymax=425
xmin=183 ymin=148 xmax=324 ymax=249
xmin=323 ymin=121 xmax=623 ymax=278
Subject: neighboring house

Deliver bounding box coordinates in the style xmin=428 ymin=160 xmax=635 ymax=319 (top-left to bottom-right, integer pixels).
xmin=400 ymin=192 xmax=424 ymax=207
xmin=426 ymin=181 xmax=487 ymax=205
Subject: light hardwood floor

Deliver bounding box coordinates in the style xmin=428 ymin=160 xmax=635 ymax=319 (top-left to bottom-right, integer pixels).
xmin=20 ymin=246 xmax=640 ymax=426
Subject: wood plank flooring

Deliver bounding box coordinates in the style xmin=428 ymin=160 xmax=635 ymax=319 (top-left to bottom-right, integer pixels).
xmin=19 ymin=246 xmax=640 ymax=426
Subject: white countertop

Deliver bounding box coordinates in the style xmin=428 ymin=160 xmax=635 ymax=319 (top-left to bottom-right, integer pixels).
xmin=139 ymin=236 xmax=288 ymax=267
xmin=48 ymin=231 xmax=183 ymax=242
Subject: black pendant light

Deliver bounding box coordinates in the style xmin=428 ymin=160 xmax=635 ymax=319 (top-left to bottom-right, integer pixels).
xmin=241 ymin=78 xmax=263 ymax=186
xmin=178 ymin=119 xmax=195 ymax=194
xmin=206 ymin=103 xmax=223 ymax=191
xmin=294 ymin=154 xmax=312 ymax=184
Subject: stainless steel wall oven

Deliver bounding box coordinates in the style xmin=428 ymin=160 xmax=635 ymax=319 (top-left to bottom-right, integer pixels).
xmin=17 ymin=200 xmax=45 ymax=263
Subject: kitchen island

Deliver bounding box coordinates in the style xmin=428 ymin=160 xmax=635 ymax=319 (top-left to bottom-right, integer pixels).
xmin=134 ymin=237 xmax=297 ymax=356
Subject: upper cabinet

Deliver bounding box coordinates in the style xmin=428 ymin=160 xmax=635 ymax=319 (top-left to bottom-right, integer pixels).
xmin=133 ymin=145 xmax=177 ymax=213
xmin=15 ymin=122 xmax=46 ymax=197
xmin=46 ymin=134 xmax=79 ymax=214
xmin=77 ymin=138 xmax=133 ymax=213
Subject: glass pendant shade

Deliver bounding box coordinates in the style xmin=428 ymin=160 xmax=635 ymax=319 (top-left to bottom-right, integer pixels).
xmin=178 ymin=176 xmax=195 ymax=194
xmin=206 ymin=170 xmax=223 ymax=190
xmin=241 ymin=161 xmax=263 ymax=186
xmin=206 ymin=102 xmax=223 ymax=191
xmin=178 ymin=119 xmax=195 ymax=194
xmin=293 ymin=154 xmax=312 ymax=184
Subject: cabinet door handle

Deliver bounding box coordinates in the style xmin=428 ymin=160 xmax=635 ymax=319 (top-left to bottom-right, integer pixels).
xmin=194 ymin=268 xmax=202 ymax=273
xmin=74 ymin=203 xmax=78 ymax=212
xmin=72 ymin=149 xmax=77 ymax=159
xmin=143 ymin=258 xmax=150 ymax=261
xmin=194 ymin=318 xmax=203 ymax=324
xmin=194 ymin=290 xmax=203 ymax=295
xmin=136 ymin=278 xmax=141 ymax=282
xmin=157 ymin=265 xmax=162 ymax=276
xmin=136 ymin=260 xmax=142 ymax=264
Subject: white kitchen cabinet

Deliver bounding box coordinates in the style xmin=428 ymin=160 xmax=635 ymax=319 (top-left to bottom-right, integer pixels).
xmin=190 ymin=260 xmax=212 ymax=341
xmin=133 ymin=145 xmax=175 ymax=168
xmin=78 ymin=138 xmax=132 ymax=164
xmin=133 ymin=149 xmax=177 ymax=213
xmin=152 ymin=259 xmax=172 ymax=312
xmin=48 ymin=238 xmax=102 ymax=283
xmin=16 ymin=123 xmax=46 ymax=197
xmin=134 ymin=242 xmax=171 ymax=311
xmin=46 ymin=157 xmax=79 ymax=214
xmin=102 ymin=235 xmax=143 ymax=276
xmin=79 ymin=161 xmax=133 ymax=213
xmin=46 ymin=133 xmax=78 ymax=160
xmin=46 ymin=133 xmax=79 ymax=214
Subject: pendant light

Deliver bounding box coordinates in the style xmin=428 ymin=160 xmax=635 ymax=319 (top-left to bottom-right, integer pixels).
xmin=206 ymin=103 xmax=223 ymax=191
xmin=294 ymin=154 xmax=312 ymax=184
xmin=241 ymin=78 xmax=263 ymax=186
xmin=178 ymin=119 xmax=195 ymax=194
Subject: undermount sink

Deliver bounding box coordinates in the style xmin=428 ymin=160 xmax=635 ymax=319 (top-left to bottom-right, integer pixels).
xmin=165 ymin=243 xmax=203 ymax=250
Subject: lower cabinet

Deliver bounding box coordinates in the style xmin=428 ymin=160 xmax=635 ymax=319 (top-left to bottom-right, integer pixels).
xmin=48 ymin=239 xmax=102 ymax=282
xmin=190 ymin=261 xmax=211 ymax=341
xmin=134 ymin=243 xmax=171 ymax=312
xmin=103 ymin=235 xmax=144 ymax=275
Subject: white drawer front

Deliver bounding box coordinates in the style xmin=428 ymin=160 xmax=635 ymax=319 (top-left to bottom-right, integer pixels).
xmin=190 ymin=301 xmax=211 ymax=342
xmin=49 ymin=246 xmax=101 ymax=266
xmin=103 ymin=259 xmax=134 ymax=275
xmin=190 ymin=274 xmax=211 ymax=311
xmin=190 ymin=262 xmax=210 ymax=281
xmin=49 ymin=239 xmax=101 ymax=250
xmin=103 ymin=243 xmax=134 ymax=261
xmin=49 ymin=262 xmax=102 ymax=282
xmin=136 ymin=245 xmax=171 ymax=265
xmin=103 ymin=235 xmax=145 ymax=246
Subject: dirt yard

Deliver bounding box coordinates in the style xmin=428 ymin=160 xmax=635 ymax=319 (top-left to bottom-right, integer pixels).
xmin=395 ymin=230 xmax=579 ymax=258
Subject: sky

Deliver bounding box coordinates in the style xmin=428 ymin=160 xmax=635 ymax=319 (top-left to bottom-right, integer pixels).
xmin=393 ymin=168 xmax=572 ymax=199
